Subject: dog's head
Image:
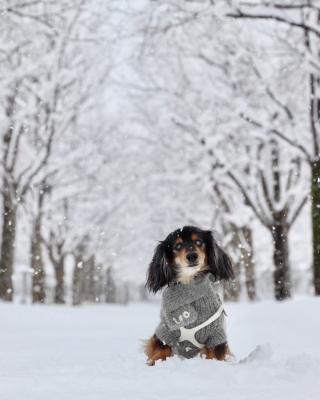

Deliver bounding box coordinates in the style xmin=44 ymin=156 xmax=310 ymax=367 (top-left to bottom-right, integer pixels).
xmin=146 ymin=226 xmax=234 ymax=293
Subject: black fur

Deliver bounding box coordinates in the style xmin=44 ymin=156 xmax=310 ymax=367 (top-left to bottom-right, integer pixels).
xmin=203 ymin=230 xmax=234 ymax=281
xmin=146 ymin=226 xmax=234 ymax=293
xmin=146 ymin=241 xmax=175 ymax=293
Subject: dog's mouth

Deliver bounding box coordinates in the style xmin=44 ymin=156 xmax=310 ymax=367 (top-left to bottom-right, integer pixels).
xmin=187 ymin=262 xmax=198 ymax=267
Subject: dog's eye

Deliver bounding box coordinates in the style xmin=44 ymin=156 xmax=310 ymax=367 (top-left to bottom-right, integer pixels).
xmin=174 ymin=243 xmax=183 ymax=251
xmin=195 ymin=239 xmax=203 ymax=246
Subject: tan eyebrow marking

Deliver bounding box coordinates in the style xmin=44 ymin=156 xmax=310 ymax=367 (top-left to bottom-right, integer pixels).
xmin=191 ymin=234 xmax=199 ymax=241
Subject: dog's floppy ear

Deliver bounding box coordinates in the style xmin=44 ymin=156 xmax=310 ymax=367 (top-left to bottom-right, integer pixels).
xmin=204 ymin=230 xmax=234 ymax=281
xmin=146 ymin=241 xmax=174 ymax=293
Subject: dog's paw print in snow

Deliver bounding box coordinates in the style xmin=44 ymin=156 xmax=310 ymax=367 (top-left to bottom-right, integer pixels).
xmin=238 ymin=344 xmax=273 ymax=364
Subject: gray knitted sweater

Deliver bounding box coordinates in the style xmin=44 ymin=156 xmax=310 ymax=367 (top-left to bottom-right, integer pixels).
xmin=155 ymin=273 xmax=226 ymax=359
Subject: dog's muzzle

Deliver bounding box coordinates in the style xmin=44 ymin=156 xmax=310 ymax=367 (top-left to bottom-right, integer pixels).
xmin=186 ymin=252 xmax=198 ymax=264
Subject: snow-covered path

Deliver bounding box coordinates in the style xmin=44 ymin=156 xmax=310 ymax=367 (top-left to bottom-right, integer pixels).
xmin=1 ymin=297 xmax=320 ymax=400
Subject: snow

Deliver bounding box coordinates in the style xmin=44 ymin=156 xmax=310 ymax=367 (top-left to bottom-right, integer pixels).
xmin=1 ymin=297 xmax=320 ymax=400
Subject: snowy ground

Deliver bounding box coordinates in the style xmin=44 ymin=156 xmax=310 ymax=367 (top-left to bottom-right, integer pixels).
xmin=1 ymin=297 xmax=320 ymax=400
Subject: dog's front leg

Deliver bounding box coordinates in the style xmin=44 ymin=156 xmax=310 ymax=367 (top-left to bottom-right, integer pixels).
xmin=144 ymin=335 xmax=173 ymax=366
xmin=200 ymin=343 xmax=231 ymax=361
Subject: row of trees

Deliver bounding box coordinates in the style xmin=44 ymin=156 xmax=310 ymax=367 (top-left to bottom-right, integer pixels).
xmin=228 ymin=0 xmax=320 ymax=297
xmin=129 ymin=0 xmax=318 ymax=300
xmin=19 ymin=261 xmax=130 ymax=305
xmin=0 ymin=1 xmax=318 ymax=304
xmin=0 ymin=1 xmax=89 ymax=302
xmin=0 ymin=1 xmax=143 ymax=304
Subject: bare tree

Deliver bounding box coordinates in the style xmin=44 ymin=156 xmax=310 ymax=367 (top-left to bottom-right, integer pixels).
xmin=133 ymin=1 xmax=309 ymax=299
xmin=212 ymin=185 xmax=257 ymax=301
xmin=0 ymin=2 xmax=86 ymax=300
xmin=228 ymin=0 xmax=320 ymax=295
xmin=30 ymin=179 xmax=52 ymax=303
xmin=72 ymin=241 xmax=87 ymax=306
xmin=105 ymin=266 xmax=117 ymax=304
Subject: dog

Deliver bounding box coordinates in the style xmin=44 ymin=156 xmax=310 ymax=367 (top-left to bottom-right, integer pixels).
xmin=144 ymin=225 xmax=234 ymax=366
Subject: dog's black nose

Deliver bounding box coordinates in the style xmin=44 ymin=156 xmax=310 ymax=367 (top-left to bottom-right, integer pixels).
xmin=186 ymin=252 xmax=198 ymax=263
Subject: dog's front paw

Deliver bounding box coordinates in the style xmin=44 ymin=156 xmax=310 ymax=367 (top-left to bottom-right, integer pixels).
xmin=144 ymin=335 xmax=173 ymax=366
xmin=200 ymin=343 xmax=232 ymax=361
xmin=200 ymin=347 xmax=215 ymax=360
xmin=146 ymin=358 xmax=155 ymax=366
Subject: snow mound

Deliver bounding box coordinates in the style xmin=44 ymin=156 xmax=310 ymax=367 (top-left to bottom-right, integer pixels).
xmin=239 ymin=343 xmax=273 ymax=363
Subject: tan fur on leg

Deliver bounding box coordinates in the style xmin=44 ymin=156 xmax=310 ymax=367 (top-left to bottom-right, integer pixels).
xmin=200 ymin=343 xmax=231 ymax=361
xmin=144 ymin=335 xmax=173 ymax=366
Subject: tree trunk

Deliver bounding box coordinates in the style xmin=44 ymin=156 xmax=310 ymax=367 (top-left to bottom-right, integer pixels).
xmin=21 ymin=271 xmax=29 ymax=304
xmin=271 ymin=210 xmax=291 ymax=300
xmin=312 ymin=159 xmax=320 ymax=295
xmin=31 ymin=184 xmax=48 ymax=303
xmin=72 ymin=256 xmax=85 ymax=306
xmin=223 ymin=224 xmax=256 ymax=302
xmin=306 ymin=12 xmax=320 ymax=295
xmin=105 ymin=266 xmax=117 ymax=303
xmin=94 ymin=264 xmax=104 ymax=303
xmin=54 ymin=258 xmax=65 ymax=304
xmin=223 ymin=261 xmax=241 ymax=302
xmin=31 ymin=214 xmax=46 ymax=303
xmin=0 ymin=187 xmax=16 ymax=301
xmin=241 ymin=226 xmax=256 ymax=301
xmin=84 ymin=256 xmax=97 ymax=302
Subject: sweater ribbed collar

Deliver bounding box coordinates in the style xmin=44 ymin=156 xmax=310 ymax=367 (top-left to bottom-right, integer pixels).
xmin=162 ymin=273 xmax=217 ymax=312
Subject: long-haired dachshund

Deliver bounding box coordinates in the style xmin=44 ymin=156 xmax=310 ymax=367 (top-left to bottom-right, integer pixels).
xmin=144 ymin=226 xmax=234 ymax=366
